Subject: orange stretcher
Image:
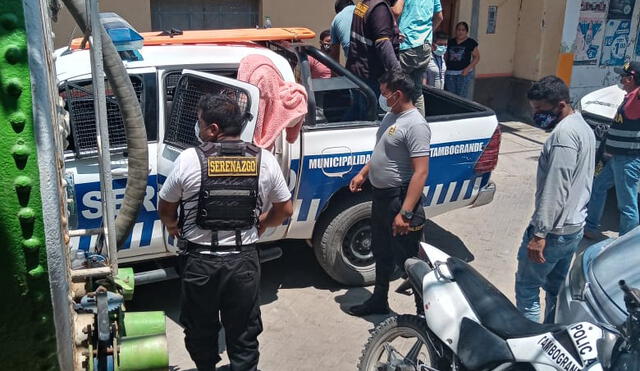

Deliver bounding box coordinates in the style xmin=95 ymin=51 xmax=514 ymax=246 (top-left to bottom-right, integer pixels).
xmin=70 ymin=27 xmax=316 ymax=50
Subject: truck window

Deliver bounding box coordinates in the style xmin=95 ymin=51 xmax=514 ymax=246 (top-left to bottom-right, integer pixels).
xmin=163 ymin=69 xmax=237 ymax=124
xmin=163 ymin=73 xmax=251 ymax=149
xmin=60 ymin=74 xmax=157 ymax=158
xmin=301 ymin=47 xmax=376 ymax=124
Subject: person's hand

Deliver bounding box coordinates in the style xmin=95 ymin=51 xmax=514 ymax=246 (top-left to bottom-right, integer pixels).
xmin=398 ymin=33 xmax=406 ymax=43
xmin=167 ymin=225 xmax=181 ymax=238
xmin=527 ymin=236 xmax=546 ymax=264
xmin=392 ymin=213 xmax=410 ymax=236
xmin=350 ymin=172 xmax=366 ymax=192
xmin=462 ymin=67 xmax=471 ymax=76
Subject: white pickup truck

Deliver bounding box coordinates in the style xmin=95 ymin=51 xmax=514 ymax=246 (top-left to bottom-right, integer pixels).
xmin=578 ymin=84 xmax=625 ymax=153
xmin=56 ymin=24 xmax=501 ymax=285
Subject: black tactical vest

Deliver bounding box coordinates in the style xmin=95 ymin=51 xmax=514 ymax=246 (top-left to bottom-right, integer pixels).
xmin=195 ymin=141 xmax=262 ymax=246
xmin=346 ymin=0 xmax=399 ymax=81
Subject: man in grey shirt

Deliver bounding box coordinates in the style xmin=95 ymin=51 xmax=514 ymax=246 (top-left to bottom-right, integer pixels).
xmin=348 ymin=69 xmax=430 ymax=316
xmin=515 ymin=76 xmax=596 ymax=323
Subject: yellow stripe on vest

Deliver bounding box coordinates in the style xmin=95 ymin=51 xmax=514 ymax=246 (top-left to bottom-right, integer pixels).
xmin=207 ymin=156 xmax=258 ymax=177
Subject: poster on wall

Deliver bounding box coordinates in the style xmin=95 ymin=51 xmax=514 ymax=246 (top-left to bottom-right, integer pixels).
xmin=608 ymin=0 xmax=636 ymax=19
xmin=600 ymin=19 xmax=631 ymax=66
xmin=575 ymin=13 xmax=606 ymax=65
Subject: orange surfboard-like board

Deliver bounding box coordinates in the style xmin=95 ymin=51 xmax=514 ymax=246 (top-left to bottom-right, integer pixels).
xmin=70 ymin=27 xmax=316 ymax=49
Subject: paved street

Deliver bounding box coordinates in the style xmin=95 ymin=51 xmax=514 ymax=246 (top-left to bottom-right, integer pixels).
xmin=128 ymin=121 xmax=618 ymax=371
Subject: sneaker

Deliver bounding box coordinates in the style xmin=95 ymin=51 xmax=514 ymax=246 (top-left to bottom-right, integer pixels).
xmin=345 ymin=300 xmax=390 ymax=317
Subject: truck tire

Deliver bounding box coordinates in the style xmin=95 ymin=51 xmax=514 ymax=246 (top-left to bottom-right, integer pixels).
xmin=313 ymin=196 xmax=375 ymax=286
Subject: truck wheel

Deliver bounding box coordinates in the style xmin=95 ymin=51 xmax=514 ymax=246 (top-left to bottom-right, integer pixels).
xmin=313 ymin=196 xmax=375 ymax=286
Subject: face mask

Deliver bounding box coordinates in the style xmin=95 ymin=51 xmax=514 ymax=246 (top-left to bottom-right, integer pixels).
xmin=617 ymin=82 xmax=625 ymax=90
xmin=532 ymin=110 xmax=559 ymax=129
xmin=321 ymin=43 xmax=331 ymax=51
xmin=380 ymin=92 xmax=400 ymax=112
xmin=433 ymin=45 xmax=446 ymax=56
xmin=194 ymin=121 xmax=203 ymax=144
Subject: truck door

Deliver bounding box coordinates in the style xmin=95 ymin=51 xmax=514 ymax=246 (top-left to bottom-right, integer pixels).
xmin=158 ymin=70 xmax=289 ymax=250
xmin=62 ymin=71 xmax=164 ymax=260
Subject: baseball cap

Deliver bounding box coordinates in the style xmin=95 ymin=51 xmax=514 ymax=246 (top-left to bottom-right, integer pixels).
xmin=614 ymin=61 xmax=640 ymax=76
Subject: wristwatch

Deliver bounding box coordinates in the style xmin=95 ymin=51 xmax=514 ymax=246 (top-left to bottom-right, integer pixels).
xmin=400 ymin=209 xmax=414 ymax=220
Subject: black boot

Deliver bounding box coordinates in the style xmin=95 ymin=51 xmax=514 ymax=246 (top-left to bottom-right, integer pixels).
xmin=346 ymin=297 xmax=390 ymax=317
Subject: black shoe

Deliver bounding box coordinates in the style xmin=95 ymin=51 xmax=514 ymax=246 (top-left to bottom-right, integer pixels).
xmin=346 ymin=300 xmax=390 ymax=317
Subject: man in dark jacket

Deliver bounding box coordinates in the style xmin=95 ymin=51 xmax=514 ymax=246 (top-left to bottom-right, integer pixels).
xmin=346 ymin=0 xmax=400 ymax=97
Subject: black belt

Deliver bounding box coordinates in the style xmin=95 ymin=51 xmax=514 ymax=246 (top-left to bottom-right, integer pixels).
xmin=184 ymin=240 xmax=256 ymax=253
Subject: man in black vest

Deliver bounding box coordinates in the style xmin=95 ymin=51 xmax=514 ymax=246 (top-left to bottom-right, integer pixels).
xmin=346 ymin=0 xmax=401 ymax=97
xmin=158 ymin=94 xmax=293 ymax=371
xmin=586 ymin=62 xmax=640 ymax=238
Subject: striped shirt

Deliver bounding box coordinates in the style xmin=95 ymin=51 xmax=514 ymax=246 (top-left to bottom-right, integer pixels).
xmin=605 ymin=87 xmax=640 ymax=155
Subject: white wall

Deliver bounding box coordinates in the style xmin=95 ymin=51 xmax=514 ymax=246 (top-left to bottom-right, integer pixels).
xmin=569 ymin=1 xmax=640 ymax=100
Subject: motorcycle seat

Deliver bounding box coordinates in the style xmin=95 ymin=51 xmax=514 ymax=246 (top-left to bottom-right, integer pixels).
xmin=447 ymin=257 xmax=562 ymax=339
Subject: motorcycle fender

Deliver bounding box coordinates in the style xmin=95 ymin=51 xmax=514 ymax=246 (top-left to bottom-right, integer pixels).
xmin=419 ymin=242 xmax=451 ymax=262
xmin=422 ymin=262 xmax=479 ymax=353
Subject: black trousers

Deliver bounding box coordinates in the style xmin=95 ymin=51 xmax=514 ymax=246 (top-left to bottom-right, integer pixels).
xmin=179 ymin=248 xmax=262 ymax=371
xmin=371 ymin=187 xmax=421 ymax=304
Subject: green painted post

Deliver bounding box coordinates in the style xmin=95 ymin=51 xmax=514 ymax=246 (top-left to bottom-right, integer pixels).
xmin=0 ymin=0 xmax=58 ymax=369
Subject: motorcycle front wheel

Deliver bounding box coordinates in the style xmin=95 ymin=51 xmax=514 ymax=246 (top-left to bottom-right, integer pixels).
xmin=358 ymin=314 xmax=448 ymax=371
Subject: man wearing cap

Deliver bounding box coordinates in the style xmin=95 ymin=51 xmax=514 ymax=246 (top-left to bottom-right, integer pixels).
xmin=585 ymin=62 xmax=640 ymax=238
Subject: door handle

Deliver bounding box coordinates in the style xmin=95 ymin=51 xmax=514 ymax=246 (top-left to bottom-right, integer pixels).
xmin=111 ymin=168 xmax=128 ymax=177
xmin=111 ymin=167 xmax=153 ymax=177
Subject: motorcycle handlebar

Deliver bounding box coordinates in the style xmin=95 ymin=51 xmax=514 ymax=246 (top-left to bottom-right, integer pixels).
xmin=619 ymin=280 xmax=640 ymax=308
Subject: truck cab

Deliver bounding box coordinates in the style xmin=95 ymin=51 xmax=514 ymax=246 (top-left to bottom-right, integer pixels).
xmin=57 ymin=21 xmax=501 ymax=285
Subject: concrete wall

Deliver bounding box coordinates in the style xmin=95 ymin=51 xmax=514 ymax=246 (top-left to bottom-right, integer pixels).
xmin=52 ymin=0 xmax=152 ymax=49
xmin=52 ymin=0 xmax=332 ymax=49
xmin=473 ymin=0 xmax=521 ymax=77
xmin=566 ymin=0 xmax=640 ymax=100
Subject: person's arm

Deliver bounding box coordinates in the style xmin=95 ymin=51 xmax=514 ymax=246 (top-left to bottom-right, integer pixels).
xmin=433 ymin=11 xmax=443 ymax=30
xmin=370 ymin=4 xmax=401 ymax=71
xmin=329 ymin=19 xmax=342 ymax=62
xmin=391 ymin=0 xmax=404 ymax=19
xmin=393 ymin=156 xmax=428 ymax=236
xmin=258 ymin=152 xmax=294 ymax=235
xmin=258 ymin=200 xmax=293 ymax=235
xmin=350 ymin=163 xmax=370 ymax=192
xmin=528 ymin=143 xmax=578 ymax=263
xmin=157 ymin=154 xmax=184 ymax=238
xmin=463 ymin=46 xmax=480 ymax=76
xmin=159 ymin=198 xmax=181 ymax=237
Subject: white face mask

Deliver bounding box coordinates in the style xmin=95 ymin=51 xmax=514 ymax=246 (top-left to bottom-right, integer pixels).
xmin=433 ymin=45 xmax=447 ymax=56
xmin=379 ymin=94 xmax=391 ymax=112
xmin=194 ymin=120 xmax=203 ymax=144
xmin=379 ymin=92 xmax=399 ymax=112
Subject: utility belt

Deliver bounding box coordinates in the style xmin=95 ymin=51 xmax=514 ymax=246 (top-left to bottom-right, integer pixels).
xmin=177 ymin=237 xmax=257 ymax=254
xmin=372 ymin=185 xmax=427 ymax=231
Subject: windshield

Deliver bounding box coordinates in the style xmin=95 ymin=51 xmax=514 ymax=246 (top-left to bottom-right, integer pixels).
xmin=592 ymin=228 xmax=640 ymax=315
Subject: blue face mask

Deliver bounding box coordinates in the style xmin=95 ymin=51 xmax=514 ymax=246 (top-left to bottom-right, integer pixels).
xmin=532 ymin=110 xmax=559 ymax=129
xmin=433 ymin=45 xmax=447 ymax=56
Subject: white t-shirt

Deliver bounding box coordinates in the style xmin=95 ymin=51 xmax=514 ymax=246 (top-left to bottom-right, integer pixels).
xmin=158 ymin=147 xmax=291 ymax=246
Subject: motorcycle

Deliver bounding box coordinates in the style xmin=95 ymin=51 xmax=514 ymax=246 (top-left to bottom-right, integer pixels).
xmin=357 ymin=242 xmax=640 ymax=371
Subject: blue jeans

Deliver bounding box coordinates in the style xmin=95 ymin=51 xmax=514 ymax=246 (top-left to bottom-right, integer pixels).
xmin=585 ymin=154 xmax=640 ymax=235
xmin=515 ymin=226 xmax=583 ymax=323
xmin=444 ymin=71 xmax=474 ymax=98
